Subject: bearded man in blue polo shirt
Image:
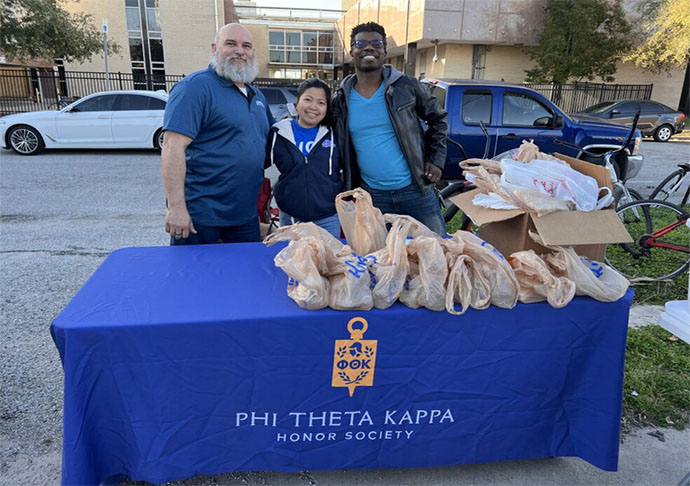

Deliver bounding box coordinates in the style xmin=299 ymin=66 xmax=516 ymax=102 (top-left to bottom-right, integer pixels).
xmin=162 ymin=23 xmax=273 ymax=244
xmin=332 ymin=22 xmax=448 ymax=235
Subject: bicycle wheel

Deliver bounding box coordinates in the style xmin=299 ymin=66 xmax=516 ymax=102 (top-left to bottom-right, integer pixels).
xmin=439 ymin=182 xmax=474 ymax=231
xmin=650 ymin=169 xmax=686 ymax=202
xmin=614 ymin=187 xmax=642 ymax=208
xmin=605 ymin=199 xmax=690 ymax=280
xmin=47 ymin=101 xmax=65 ymax=110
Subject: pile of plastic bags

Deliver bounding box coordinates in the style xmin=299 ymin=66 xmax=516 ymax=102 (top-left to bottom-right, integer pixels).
xmin=265 ymin=189 xmax=629 ymax=313
xmin=466 ymin=140 xmax=613 ymax=216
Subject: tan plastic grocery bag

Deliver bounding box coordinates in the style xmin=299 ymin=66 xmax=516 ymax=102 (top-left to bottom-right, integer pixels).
xmin=327 ymin=246 xmax=374 ymax=311
xmin=509 ymin=250 xmax=575 ymax=308
xmin=447 ymin=231 xmax=519 ymax=309
xmin=273 ymin=236 xmax=330 ymax=310
xmin=368 ymin=216 xmax=413 ymax=309
xmin=530 ymin=231 xmax=630 ymax=302
xmin=399 ymin=236 xmax=448 ymax=311
xmin=263 ymin=221 xmax=343 ymax=255
xmin=383 ymin=213 xmax=440 ymax=239
xmin=335 ymin=189 xmax=388 ymax=255
xmin=442 ymin=237 xmax=492 ymax=315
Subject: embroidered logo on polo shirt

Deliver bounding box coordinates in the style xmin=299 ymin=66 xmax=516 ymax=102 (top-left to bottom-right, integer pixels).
xmin=332 ymin=317 xmax=377 ymax=397
xmin=256 ymin=100 xmax=265 ymax=108
xmin=322 ymin=139 xmax=335 ymax=148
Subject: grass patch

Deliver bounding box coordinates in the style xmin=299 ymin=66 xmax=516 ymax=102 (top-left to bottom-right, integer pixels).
xmin=623 ymin=325 xmax=690 ymax=433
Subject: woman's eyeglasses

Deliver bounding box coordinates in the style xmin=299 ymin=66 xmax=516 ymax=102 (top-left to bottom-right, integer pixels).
xmin=352 ymin=39 xmax=384 ymax=49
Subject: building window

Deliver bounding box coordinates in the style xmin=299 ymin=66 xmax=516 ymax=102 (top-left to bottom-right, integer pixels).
xmin=268 ymin=29 xmax=335 ymax=67
xmin=472 ymin=45 xmax=487 ymax=80
xmin=125 ymin=0 xmax=166 ymax=90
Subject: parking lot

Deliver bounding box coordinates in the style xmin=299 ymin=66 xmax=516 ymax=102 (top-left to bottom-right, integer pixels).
xmin=0 ymin=140 xmax=688 ymax=485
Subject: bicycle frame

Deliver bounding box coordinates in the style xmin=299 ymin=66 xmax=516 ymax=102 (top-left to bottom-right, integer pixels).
xmin=640 ymin=215 xmax=690 ymax=254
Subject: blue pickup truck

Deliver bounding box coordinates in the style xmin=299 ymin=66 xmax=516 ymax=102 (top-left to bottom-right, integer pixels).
xmin=422 ymin=79 xmax=644 ymax=180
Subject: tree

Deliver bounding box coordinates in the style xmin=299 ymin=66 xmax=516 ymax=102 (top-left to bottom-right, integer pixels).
xmin=624 ymin=0 xmax=690 ymax=73
xmin=0 ymin=0 xmax=119 ymax=63
xmin=524 ymin=0 xmax=632 ymax=83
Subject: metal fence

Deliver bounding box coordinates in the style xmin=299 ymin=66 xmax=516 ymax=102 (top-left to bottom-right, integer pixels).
xmin=0 ymin=68 xmax=185 ymax=115
xmin=524 ymin=82 xmax=654 ymax=113
xmin=1 ymin=67 xmax=655 ymax=116
xmin=0 ymin=68 xmax=329 ymax=115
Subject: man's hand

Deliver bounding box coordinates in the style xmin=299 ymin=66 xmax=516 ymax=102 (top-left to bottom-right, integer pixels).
xmin=424 ymin=163 xmax=442 ymax=184
xmin=165 ymin=206 xmax=197 ymax=239
xmin=161 ymin=130 xmax=195 ymax=239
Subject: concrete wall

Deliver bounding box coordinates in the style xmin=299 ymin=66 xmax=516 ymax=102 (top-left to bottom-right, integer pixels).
xmin=483 ymin=45 xmax=534 ymax=83
xmin=243 ymin=24 xmax=270 ymax=78
xmin=62 ymin=0 xmax=130 ymax=74
xmin=439 ymin=44 xmax=473 ymax=79
xmin=161 ymin=0 xmax=223 ymax=75
xmin=62 ymin=0 xmax=223 ymax=77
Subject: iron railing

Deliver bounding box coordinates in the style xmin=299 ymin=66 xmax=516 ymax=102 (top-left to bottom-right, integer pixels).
xmin=0 ymin=69 xmax=185 ymax=115
xmin=0 ymin=69 xmax=341 ymax=115
xmin=1 ymin=67 xmax=655 ymax=116
xmin=524 ymin=82 xmax=654 ymax=113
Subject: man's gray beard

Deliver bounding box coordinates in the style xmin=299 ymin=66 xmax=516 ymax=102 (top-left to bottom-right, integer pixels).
xmin=210 ymin=52 xmax=259 ymax=84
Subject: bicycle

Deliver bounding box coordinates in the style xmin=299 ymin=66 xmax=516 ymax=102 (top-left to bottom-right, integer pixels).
xmin=47 ymin=95 xmax=78 ymax=110
xmin=649 ymin=163 xmax=690 ymax=207
xmin=605 ymin=198 xmax=689 ymax=281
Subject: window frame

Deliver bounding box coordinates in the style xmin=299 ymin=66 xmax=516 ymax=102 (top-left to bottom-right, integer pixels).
xmin=461 ymin=89 xmax=493 ymax=126
xmin=501 ymin=90 xmax=554 ymax=128
xmin=72 ymin=94 xmax=117 ymax=113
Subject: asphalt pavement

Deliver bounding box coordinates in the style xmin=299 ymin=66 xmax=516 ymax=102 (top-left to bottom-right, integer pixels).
xmin=0 ymin=141 xmax=688 ymax=486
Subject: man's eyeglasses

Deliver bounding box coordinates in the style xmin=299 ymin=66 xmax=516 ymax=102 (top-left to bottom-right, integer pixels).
xmin=352 ymin=39 xmax=384 ymax=49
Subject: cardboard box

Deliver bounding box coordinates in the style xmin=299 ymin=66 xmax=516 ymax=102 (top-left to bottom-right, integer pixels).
xmin=449 ymin=153 xmax=633 ymax=261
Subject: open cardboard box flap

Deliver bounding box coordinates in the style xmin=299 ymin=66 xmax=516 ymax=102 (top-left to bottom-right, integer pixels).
xmin=448 ymin=154 xmax=632 ymax=249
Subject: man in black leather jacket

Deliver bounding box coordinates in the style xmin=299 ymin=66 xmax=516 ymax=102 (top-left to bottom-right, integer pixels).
xmin=332 ymin=22 xmax=448 ymax=235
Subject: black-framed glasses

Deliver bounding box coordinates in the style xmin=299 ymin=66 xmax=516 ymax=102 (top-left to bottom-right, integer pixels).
xmin=352 ymin=39 xmax=384 ymax=49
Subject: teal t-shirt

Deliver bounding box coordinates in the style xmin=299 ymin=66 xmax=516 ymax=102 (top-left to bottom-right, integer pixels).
xmin=347 ymin=82 xmax=412 ymax=190
xmin=291 ymin=119 xmax=319 ymax=156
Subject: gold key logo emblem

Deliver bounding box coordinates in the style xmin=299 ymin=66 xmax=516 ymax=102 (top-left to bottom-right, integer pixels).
xmin=332 ymin=317 xmax=377 ymax=397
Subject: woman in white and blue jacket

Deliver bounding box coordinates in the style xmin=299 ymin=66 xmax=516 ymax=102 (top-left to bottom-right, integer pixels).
xmin=264 ymin=78 xmax=343 ymax=238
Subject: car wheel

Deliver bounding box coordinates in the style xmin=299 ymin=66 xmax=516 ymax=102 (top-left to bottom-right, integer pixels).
xmin=154 ymin=129 xmax=164 ymax=150
xmin=8 ymin=125 xmax=45 ymax=155
xmin=653 ymin=124 xmax=673 ymax=142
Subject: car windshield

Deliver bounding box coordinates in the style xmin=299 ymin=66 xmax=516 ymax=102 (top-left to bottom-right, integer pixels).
xmin=579 ymin=102 xmax=617 ymax=114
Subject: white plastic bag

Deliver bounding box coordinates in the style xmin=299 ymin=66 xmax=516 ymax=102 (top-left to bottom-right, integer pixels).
xmin=473 ymin=192 xmax=519 ymax=210
xmin=500 ymin=159 xmax=613 ymax=212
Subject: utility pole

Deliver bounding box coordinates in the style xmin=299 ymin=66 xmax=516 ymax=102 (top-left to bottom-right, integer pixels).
xmin=103 ymin=18 xmax=111 ymax=91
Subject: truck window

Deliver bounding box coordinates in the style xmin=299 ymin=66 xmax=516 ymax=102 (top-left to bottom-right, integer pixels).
xmin=462 ymin=91 xmax=492 ymax=125
xmin=503 ymin=92 xmax=552 ymax=127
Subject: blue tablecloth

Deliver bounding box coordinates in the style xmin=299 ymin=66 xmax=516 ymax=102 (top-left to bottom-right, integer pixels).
xmin=51 ymin=243 xmax=633 ymax=486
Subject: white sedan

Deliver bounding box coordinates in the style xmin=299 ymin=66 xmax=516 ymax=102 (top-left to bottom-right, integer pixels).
xmin=0 ymin=90 xmax=168 ymax=155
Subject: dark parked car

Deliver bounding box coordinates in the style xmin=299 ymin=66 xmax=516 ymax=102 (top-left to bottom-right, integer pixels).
xmin=572 ymin=99 xmax=685 ymax=142
xmin=258 ymin=86 xmax=298 ymax=120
